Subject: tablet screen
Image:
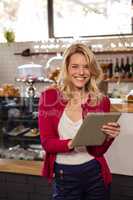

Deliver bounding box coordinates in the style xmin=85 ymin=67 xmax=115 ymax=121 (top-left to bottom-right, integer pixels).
xmin=71 ymin=112 xmax=121 ymax=147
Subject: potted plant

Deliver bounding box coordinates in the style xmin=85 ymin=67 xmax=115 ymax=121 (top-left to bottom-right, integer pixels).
xmin=4 ymin=29 xmax=15 ymax=43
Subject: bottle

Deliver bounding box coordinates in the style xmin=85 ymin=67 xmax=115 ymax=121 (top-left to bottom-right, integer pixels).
xmin=120 ymin=57 xmax=125 ymax=79
xmin=128 ymin=64 xmax=132 ymax=78
xmin=130 ymin=56 xmax=133 ymax=78
xmin=125 ymin=57 xmax=130 ymax=78
xmin=107 ymin=60 xmax=113 ymax=79
xmin=114 ymin=58 xmax=120 ymax=78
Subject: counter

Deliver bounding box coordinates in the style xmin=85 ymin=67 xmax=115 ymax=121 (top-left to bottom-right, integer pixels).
xmin=0 ymin=102 xmax=133 ymax=200
xmin=0 ymin=102 xmax=133 ymax=176
xmin=0 ymin=160 xmax=51 ymax=200
xmin=110 ymin=102 xmax=133 ymax=113
xmin=105 ymin=100 xmax=133 ymax=176
xmin=0 ymin=159 xmax=42 ymax=175
xmin=105 ymin=112 xmax=133 ymax=176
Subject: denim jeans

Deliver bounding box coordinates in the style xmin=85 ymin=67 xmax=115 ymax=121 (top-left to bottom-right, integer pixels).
xmin=52 ymin=159 xmax=110 ymax=200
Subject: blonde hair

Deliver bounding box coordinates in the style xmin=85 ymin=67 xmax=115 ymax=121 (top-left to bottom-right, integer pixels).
xmin=57 ymin=43 xmax=103 ymax=100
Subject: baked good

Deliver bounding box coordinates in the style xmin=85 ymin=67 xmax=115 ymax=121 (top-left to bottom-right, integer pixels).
xmin=48 ymin=68 xmax=60 ymax=83
xmin=126 ymin=90 xmax=133 ymax=102
xmin=0 ymin=84 xmax=20 ymax=97
xmin=127 ymin=95 xmax=133 ymax=101
xmin=46 ymin=55 xmax=63 ymax=82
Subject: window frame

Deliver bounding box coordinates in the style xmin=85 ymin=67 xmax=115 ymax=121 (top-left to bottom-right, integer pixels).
xmin=48 ymin=0 xmax=133 ymax=39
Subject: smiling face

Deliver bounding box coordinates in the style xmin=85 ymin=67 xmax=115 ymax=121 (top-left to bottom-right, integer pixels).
xmin=67 ymin=53 xmax=90 ymax=91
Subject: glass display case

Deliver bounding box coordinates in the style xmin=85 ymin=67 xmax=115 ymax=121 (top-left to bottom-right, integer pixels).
xmin=0 ymin=96 xmax=44 ymax=161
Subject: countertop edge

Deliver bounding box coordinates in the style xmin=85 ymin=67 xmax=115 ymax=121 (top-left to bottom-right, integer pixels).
xmin=0 ymin=159 xmax=43 ymax=176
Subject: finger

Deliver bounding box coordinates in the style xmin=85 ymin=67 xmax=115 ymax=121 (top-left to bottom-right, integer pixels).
xmin=101 ymin=128 xmax=120 ymax=135
xmin=101 ymin=129 xmax=120 ymax=137
xmin=102 ymin=125 xmax=120 ymax=132
xmin=106 ymin=122 xmax=120 ymax=128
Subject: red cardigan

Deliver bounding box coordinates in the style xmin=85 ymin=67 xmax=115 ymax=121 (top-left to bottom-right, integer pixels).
xmin=38 ymin=88 xmax=114 ymax=186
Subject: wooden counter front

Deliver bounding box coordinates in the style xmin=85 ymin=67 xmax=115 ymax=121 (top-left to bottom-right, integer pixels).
xmin=111 ymin=103 xmax=133 ymax=113
xmin=0 ymin=159 xmax=43 ymax=176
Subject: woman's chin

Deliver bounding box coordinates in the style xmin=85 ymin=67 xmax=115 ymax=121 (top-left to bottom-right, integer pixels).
xmin=74 ymin=85 xmax=85 ymax=90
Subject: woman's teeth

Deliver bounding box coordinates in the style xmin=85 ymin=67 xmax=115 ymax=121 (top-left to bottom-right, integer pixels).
xmin=75 ymin=77 xmax=86 ymax=80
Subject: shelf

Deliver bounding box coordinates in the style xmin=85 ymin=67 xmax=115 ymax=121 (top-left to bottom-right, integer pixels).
xmin=5 ymin=135 xmax=40 ymax=141
xmin=14 ymin=48 xmax=133 ymax=57
xmin=103 ymin=78 xmax=133 ymax=83
xmin=7 ymin=117 xmax=37 ymax=122
xmin=14 ymin=51 xmax=57 ymax=56
xmin=94 ymin=48 xmax=133 ymax=54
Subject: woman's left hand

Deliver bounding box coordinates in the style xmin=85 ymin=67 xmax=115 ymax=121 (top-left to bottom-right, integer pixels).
xmin=101 ymin=122 xmax=120 ymax=139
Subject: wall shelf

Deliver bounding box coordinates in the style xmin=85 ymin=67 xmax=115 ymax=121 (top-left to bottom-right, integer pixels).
xmin=104 ymin=78 xmax=133 ymax=83
xmin=94 ymin=48 xmax=133 ymax=55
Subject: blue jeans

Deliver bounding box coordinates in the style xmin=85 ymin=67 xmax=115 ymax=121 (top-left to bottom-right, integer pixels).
xmin=52 ymin=159 xmax=110 ymax=200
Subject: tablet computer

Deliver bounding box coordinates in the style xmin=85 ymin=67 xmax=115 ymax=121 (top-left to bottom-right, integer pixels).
xmin=71 ymin=112 xmax=121 ymax=147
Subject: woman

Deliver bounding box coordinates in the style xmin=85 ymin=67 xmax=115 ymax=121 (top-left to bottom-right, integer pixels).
xmin=38 ymin=43 xmax=120 ymax=200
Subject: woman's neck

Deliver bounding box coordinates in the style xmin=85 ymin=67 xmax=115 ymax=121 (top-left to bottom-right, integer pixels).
xmin=71 ymin=89 xmax=89 ymax=105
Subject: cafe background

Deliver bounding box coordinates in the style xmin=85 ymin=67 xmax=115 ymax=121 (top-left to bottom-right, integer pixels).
xmin=0 ymin=1 xmax=133 ymax=200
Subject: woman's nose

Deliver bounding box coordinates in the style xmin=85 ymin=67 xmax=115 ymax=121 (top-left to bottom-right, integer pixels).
xmin=78 ymin=66 xmax=84 ymax=75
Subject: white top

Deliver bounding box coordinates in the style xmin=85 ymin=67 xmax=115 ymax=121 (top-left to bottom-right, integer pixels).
xmin=56 ymin=111 xmax=94 ymax=165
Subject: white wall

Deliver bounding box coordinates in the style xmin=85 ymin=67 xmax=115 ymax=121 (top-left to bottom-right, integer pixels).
xmin=0 ymin=42 xmax=53 ymax=96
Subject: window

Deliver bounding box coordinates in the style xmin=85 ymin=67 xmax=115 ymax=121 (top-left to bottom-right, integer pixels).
xmin=0 ymin=0 xmax=132 ymax=42
xmin=0 ymin=0 xmax=48 ymax=42
xmin=53 ymin=0 xmax=132 ymax=37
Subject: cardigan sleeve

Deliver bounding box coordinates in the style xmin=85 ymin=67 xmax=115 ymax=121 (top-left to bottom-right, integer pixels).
xmin=87 ymin=96 xmax=114 ymax=157
xmin=38 ymin=89 xmax=71 ymax=153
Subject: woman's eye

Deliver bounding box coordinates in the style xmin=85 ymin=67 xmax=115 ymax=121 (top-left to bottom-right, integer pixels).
xmin=84 ymin=65 xmax=89 ymax=69
xmin=71 ymin=65 xmax=89 ymax=70
xmin=71 ymin=65 xmax=78 ymax=68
